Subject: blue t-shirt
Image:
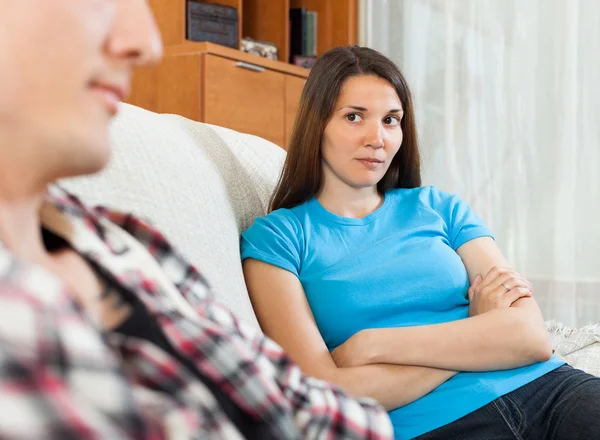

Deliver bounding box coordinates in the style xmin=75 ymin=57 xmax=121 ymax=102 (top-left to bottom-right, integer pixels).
xmin=241 ymin=186 xmax=564 ymax=439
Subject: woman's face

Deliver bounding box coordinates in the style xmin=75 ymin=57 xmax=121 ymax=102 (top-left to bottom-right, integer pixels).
xmin=321 ymin=75 xmax=404 ymax=194
xmin=0 ymin=0 xmax=162 ymax=182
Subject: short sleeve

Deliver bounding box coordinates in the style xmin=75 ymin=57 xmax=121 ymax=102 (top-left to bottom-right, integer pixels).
xmin=429 ymin=187 xmax=494 ymax=250
xmin=241 ymin=210 xmax=303 ymax=277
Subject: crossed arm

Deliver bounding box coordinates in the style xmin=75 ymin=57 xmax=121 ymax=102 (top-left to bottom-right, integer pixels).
xmin=243 ymin=237 xmax=552 ymax=411
xmin=332 ymin=237 xmax=551 ymax=372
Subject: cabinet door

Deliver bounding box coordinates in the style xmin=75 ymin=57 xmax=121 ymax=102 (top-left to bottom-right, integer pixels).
xmin=284 ymin=75 xmax=307 ymax=149
xmin=202 ymin=54 xmax=285 ymax=147
xmin=128 ymin=54 xmax=202 ymax=120
xmin=158 ymin=54 xmax=202 ymax=120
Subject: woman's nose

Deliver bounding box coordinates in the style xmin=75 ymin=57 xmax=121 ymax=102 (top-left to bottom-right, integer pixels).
xmin=365 ymin=123 xmax=384 ymax=149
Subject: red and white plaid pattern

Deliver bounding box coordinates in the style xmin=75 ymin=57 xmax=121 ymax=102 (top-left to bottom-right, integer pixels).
xmin=0 ymin=185 xmax=392 ymax=439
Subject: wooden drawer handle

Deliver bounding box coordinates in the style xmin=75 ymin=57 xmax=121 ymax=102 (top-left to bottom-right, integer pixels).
xmin=235 ymin=61 xmax=266 ymax=73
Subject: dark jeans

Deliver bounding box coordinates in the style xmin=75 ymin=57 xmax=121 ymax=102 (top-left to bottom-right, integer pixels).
xmin=415 ymin=365 xmax=600 ymax=440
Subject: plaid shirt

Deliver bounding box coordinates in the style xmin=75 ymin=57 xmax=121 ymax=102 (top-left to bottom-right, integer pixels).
xmin=0 ymin=186 xmax=392 ymax=440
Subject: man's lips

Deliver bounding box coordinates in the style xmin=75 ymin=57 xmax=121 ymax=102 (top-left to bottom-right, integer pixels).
xmin=90 ymin=82 xmax=128 ymax=102
xmin=89 ymin=82 xmax=128 ymax=116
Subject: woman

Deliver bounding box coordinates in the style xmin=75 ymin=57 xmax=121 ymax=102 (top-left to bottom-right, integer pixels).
xmin=242 ymin=46 xmax=600 ymax=439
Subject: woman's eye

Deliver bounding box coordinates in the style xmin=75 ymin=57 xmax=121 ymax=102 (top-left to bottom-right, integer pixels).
xmin=345 ymin=113 xmax=363 ymax=123
xmin=384 ymin=116 xmax=400 ymax=126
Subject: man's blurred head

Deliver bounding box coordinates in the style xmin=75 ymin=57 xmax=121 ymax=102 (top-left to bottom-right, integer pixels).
xmin=0 ymin=0 xmax=163 ymax=193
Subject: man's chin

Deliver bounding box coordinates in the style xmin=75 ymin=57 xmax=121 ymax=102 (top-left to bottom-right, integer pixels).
xmin=61 ymin=141 xmax=112 ymax=179
xmin=81 ymin=150 xmax=111 ymax=176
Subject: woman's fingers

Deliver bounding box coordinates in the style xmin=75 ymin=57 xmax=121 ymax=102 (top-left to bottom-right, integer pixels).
xmin=477 ymin=267 xmax=533 ymax=295
xmin=479 ymin=266 xmax=507 ymax=289
xmin=489 ymin=273 xmax=533 ymax=293
xmin=468 ymin=274 xmax=483 ymax=300
xmin=502 ymin=287 xmax=533 ymax=306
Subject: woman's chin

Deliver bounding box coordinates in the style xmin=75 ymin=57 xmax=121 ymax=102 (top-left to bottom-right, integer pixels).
xmin=351 ymin=174 xmax=384 ymax=189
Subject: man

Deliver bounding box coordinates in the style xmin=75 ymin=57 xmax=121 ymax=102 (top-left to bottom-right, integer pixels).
xmin=0 ymin=1 xmax=391 ymax=438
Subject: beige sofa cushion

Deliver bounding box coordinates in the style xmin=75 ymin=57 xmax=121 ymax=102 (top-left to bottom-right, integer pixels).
xmin=62 ymin=104 xmax=285 ymax=329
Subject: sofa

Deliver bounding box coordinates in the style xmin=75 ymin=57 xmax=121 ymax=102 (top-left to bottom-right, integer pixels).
xmin=62 ymin=103 xmax=600 ymax=376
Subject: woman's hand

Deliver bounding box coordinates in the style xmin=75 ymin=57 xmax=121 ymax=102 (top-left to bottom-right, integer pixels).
xmin=331 ymin=330 xmax=371 ymax=368
xmin=468 ymin=266 xmax=533 ymax=317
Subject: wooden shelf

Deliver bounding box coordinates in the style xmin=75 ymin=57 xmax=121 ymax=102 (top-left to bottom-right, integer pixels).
xmin=129 ymin=0 xmax=357 ymax=149
xmin=243 ymin=0 xmax=291 ymax=63
xmin=149 ymin=0 xmax=357 ymax=66
xmin=290 ymin=0 xmax=358 ymax=56
xmin=165 ymin=42 xmax=310 ymax=78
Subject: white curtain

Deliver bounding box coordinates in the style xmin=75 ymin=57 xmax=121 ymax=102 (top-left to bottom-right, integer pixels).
xmin=360 ymin=0 xmax=600 ymax=327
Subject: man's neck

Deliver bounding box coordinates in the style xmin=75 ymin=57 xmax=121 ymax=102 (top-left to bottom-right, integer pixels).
xmin=0 ymin=194 xmax=48 ymax=261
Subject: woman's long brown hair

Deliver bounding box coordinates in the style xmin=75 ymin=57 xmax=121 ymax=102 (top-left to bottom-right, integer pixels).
xmin=270 ymin=46 xmax=421 ymax=212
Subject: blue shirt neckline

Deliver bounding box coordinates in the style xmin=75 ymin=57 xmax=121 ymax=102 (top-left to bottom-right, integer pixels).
xmin=308 ymin=193 xmax=393 ymax=226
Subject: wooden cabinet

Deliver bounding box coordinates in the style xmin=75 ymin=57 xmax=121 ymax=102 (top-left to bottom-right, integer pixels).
xmin=130 ymin=43 xmax=307 ymax=148
xmin=127 ymin=1 xmax=358 ymax=149
xmin=158 ymin=54 xmax=203 ymax=120
xmin=203 ymin=54 xmax=286 ymax=146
